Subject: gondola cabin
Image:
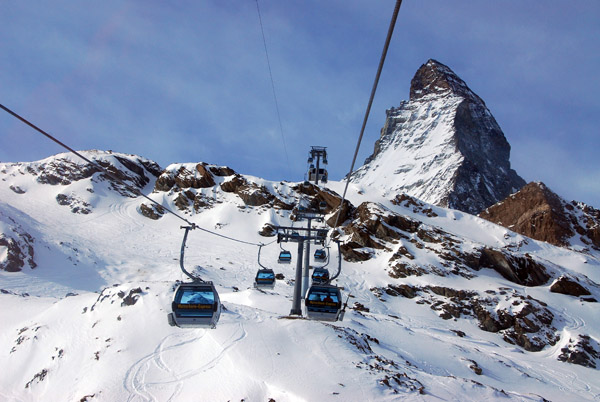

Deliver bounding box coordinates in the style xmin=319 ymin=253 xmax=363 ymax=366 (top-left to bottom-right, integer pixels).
xmin=314 ymin=249 xmax=327 ymax=261
xmin=311 ymin=267 xmax=330 ymax=284
xmin=168 ymin=282 xmax=221 ymax=328
xmin=278 ymin=250 xmax=292 ymax=264
xmin=304 ymin=284 xmax=343 ymax=322
xmin=308 ymin=167 xmax=328 ymax=183
xmin=254 ymin=268 xmax=275 ymax=289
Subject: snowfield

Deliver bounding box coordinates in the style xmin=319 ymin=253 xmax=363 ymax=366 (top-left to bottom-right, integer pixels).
xmin=1 ymin=151 xmax=599 ymax=401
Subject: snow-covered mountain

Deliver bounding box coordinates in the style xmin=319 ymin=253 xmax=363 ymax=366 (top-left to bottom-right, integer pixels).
xmin=1 ymin=151 xmax=599 ymax=401
xmin=351 ymin=59 xmax=526 ymax=215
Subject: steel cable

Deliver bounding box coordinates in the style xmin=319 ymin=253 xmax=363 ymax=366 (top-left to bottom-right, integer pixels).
xmin=331 ymin=0 xmax=403 ymax=231
xmin=0 ymin=103 xmax=268 ymax=248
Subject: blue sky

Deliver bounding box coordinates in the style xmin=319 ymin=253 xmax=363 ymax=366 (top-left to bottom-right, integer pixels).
xmin=1 ymin=1 xmax=599 ymax=207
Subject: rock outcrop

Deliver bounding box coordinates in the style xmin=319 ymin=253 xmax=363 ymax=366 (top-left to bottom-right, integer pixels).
xmin=1 ymin=150 xmax=161 ymax=199
xmin=151 ymin=163 xmax=295 ymax=215
xmin=479 ymin=182 xmax=600 ymax=250
xmin=550 ymin=276 xmax=592 ymax=297
xmin=0 ymin=211 xmax=36 ymax=272
xmin=376 ymin=284 xmax=559 ymax=352
xmin=558 ymin=335 xmax=600 ymax=368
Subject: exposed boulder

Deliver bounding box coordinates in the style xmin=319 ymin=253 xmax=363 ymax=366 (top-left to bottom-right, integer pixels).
xmin=391 ymin=194 xmax=438 ymax=217
xmin=37 ymin=159 xmax=101 ymax=186
xmin=340 ymin=242 xmax=372 ymax=262
xmin=139 ymin=203 xmax=165 ymax=220
xmin=9 ymin=185 xmax=26 ymax=194
xmin=119 ymin=287 xmax=143 ymax=307
xmin=550 ymin=276 xmax=591 ymax=297
xmin=151 ymin=163 xmax=293 ymax=213
xmin=479 ymin=248 xmax=550 ymax=286
xmin=388 ymin=262 xmax=427 ymax=279
xmin=174 ymin=190 xmax=195 ymax=211
xmin=259 ymin=223 xmax=277 ymax=237
xmin=326 ymin=200 xmax=354 ymax=227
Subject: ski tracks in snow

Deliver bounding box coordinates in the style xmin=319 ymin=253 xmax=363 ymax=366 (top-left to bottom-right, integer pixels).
xmin=108 ymin=199 xmax=144 ymax=229
xmin=124 ymin=331 xmax=201 ymax=402
xmin=124 ymin=321 xmax=247 ymax=402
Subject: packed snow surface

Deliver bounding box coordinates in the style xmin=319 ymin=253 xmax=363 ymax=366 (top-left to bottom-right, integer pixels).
xmin=1 ymin=152 xmax=599 ymax=401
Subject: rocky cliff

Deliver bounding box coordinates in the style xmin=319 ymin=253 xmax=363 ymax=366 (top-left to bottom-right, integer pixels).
xmin=479 ymin=181 xmax=600 ymax=251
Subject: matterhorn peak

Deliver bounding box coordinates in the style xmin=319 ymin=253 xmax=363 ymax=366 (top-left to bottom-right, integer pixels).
xmin=351 ymin=59 xmax=525 ymax=215
xmin=410 ymin=59 xmax=481 ymax=102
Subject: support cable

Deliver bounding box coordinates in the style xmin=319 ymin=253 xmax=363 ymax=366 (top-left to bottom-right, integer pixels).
xmin=255 ymin=0 xmax=292 ymax=176
xmin=328 ymin=240 xmax=343 ymax=282
xmin=0 ymin=103 xmax=267 ymax=248
xmin=331 ymin=0 xmax=402 ymax=231
xmin=180 ymin=225 xmax=202 ymax=281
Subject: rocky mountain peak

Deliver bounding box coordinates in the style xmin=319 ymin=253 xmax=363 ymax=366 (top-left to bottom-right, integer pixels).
xmin=410 ymin=59 xmax=480 ymax=102
xmin=351 ymin=59 xmax=525 ymax=215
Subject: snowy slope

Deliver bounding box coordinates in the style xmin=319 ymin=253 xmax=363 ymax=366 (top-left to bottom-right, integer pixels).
xmin=350 ymin=93 xmax=465 ymax=203
xmin=1 ymin=151 xmax=599 ymax=401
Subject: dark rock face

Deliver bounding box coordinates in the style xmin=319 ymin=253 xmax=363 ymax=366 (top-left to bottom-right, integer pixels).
xmin=208 ymin=165 xmax=236 ymax=177
xmin=119 ymin=287 xmax=143 ymax=307
xmin=9 ymin=185 xmax=26 ymax=194
xmin=480 ymin=182 xmax=600 ymax=250
xmin=0 ymin=234 xmax=35 ymax=272
xmin=479 ymin=248 xmax=550 ymax=286
xmin=0 ymin=212 xmax=36 ymax=272
xmin=339 ymin=201 xmax=477 ymax=278
xmin=410 ymin=59 xmax=482 ymax=102
xmin=550 ymin=276 xmax=591 ymax=297
xmin=447 ymin=100 xmax=525 ymax=214
xmin=36 ymin=160 xmax=101 ymax=186
xmin=558 ymin=335 xmax=600 ymax=368
xmin=340 ymin=202 xmax=430 ymax=264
